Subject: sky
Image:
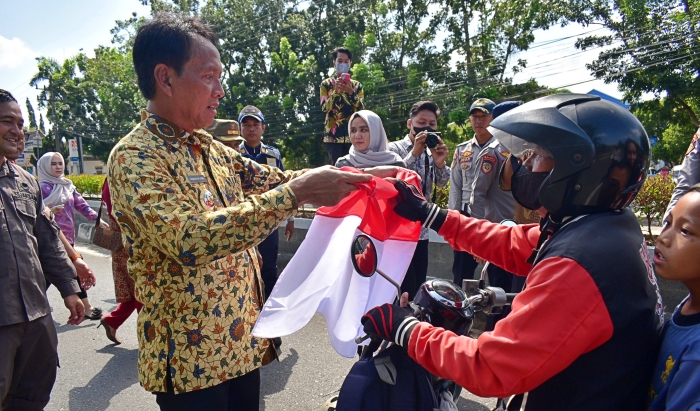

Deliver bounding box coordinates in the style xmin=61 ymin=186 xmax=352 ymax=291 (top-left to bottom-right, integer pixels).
xmin=1 ymin=0 xmax=622 ymax=126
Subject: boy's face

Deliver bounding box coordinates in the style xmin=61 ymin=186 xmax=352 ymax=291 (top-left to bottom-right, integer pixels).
xmin=655 ymin=191 xmax=700 ymax=285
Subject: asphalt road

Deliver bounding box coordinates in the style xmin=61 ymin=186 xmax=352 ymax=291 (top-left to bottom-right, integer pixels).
xmin=44 ymin=242 xmax=495 ymax=411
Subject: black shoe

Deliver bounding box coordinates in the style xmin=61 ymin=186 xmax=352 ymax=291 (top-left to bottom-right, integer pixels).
xmin=272 ymin=337 xmax=282 ymax=349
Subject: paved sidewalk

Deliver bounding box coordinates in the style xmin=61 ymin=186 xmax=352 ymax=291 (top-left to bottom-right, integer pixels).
xmin=44 ymin=243 xmax=495 ymax=411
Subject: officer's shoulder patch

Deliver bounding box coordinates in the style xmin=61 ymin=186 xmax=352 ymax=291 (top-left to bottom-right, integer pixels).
xmin=481 ymin=154 xmax=497 ymax=174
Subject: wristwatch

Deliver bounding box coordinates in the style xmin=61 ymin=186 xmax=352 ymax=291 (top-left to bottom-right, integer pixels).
xmin=69 ymin=253 xmax=83 ymax=262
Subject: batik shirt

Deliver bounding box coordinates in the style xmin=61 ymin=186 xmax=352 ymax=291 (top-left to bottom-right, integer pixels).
xmin=107 ymin=112 xmax=304 ymax=394
xmin=320 ymin=74 xmax=364 ymax=143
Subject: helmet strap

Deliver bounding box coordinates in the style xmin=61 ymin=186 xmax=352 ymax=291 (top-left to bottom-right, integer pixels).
xmin=526 ymin=213 xmax=562 ymax=264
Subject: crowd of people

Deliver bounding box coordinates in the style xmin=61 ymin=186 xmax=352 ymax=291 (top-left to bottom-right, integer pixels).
xmin=1 ymin=10 xmax=699 ymax=411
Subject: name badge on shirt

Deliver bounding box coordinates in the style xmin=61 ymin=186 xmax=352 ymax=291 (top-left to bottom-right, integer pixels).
xmin=187 ymin=174 xmax=207 ymax=184
xmin=266 ymin=158 xmax=277 ymax=167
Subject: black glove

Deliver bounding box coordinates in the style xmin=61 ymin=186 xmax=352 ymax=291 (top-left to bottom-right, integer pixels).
xmin=393 ymin=180 xmax=445 ymax=230
xmin=361 ymin=303 xmax=419 ymax=347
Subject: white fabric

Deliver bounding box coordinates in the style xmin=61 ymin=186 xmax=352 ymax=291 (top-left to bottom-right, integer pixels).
xmin=37 ymin=152 xmax=75 ymax=208
xmin=252 ymin=215 xmax=417 ymax=357
xmin=347 ymin=110 xmax=404 ymax=168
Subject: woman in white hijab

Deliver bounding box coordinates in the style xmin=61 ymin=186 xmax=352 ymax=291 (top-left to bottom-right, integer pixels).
xmin=38 ymin=152 xmax=103 ymax=320
xmin=335 ymin=110 xmax=406 ymax=168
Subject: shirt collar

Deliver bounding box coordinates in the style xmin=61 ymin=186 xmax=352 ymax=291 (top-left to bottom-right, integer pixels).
xmin=142 ymin=111 xmax=213 ymax=147
xmin=242 ymin=143 xmax=262 ymax=156
xmin=0 ymin=160 xmax=16 ymax=178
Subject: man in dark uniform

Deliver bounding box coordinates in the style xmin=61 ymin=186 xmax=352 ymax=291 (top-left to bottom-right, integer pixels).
xmin=0 ymin=89 xmax=85 ymax=410
xmin=204 ymin=119 xmax=245 ymax=152
xmin=363 ymin=94 xmax=663 ymax=411
xmin=238 ymin=105 xmax=294 ymax=296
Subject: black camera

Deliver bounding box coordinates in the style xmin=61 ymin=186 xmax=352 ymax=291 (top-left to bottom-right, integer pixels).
xmin=425 ymin=132 xmax=441 ymax=149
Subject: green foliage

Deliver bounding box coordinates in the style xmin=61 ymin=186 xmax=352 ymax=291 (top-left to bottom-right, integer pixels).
xmin=30 ymin=0 xmax=568 ymax=169
xmin=25 ymin=98 xmax=38 ymax=130
xmin=571 ymin=0 xmax=700 ymax=161
xmin=632 ymin=175 xmax=675 ymax=235
xmin=66 ymin=174 xmax=107 ymax=196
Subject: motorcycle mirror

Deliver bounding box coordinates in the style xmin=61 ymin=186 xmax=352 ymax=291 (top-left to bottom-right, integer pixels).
xmin=351 ymin=234 xmax=378 ymax=277
xmin=351 ymin=235 xmax=403 ymax=299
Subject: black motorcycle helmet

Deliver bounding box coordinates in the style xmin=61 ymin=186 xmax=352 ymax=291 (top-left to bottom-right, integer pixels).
xmin=414 ymin=280 xmax=474 ymax=336
xmin=490 ymin=94 xmax=650 ymax=218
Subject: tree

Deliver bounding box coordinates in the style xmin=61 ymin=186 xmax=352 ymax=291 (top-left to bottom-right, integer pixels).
xmin=571 ymin=0 xmax=700 ymax=162
xmin=25 ymin=98 xmax=38 ymax=130
xmin=633 ymin=175 xmax=675 ymax=235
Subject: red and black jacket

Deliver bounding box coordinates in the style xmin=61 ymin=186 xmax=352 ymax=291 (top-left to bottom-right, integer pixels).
xmin=408 ymin=208 xmax=663 ymax=410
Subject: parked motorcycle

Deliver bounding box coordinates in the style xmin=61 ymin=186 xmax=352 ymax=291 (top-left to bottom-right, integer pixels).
xmin=321 ymin=234 xmax=517 ymax=411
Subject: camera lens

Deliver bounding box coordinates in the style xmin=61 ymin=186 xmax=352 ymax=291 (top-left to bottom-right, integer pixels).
xmin=425 ymin=132 xmax=439 ymax=149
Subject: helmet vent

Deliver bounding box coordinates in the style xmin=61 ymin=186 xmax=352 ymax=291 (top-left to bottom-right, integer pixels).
xmin=570 ymin=151 xmax=585 ymax=165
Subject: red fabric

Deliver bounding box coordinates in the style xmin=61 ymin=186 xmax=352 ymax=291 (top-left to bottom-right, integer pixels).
xmin=102 ymin=179 xmax=112 ymax=215
xmin=407 ymin=212 xmax=614 ymax=398
xmin=316 ymin=167 xmax=421 ymax=242
xmin=102 ymin=299 xmax=143 ymax=329
xmin=355 ymin=242 xmax=376 ymax=274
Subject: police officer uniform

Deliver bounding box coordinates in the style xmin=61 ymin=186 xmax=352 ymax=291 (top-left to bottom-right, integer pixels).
xmin=237 ymin=106 xmax=292 ymax=305
xmin=449 ymin=99 xmax=516 ymax=288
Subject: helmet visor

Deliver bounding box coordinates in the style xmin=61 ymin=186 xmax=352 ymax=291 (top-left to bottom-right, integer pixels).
xmin=488 ymin=126 xmax=553 ymax=161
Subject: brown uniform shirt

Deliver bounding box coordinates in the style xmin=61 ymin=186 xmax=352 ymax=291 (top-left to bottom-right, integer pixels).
xmin=0 ymin=160 xmax=79 ymax=326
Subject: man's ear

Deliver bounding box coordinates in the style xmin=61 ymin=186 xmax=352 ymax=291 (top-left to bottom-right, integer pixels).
xmin=407 ymin=119 xmax=413 ymax=133
xmin=153 ymin=64 xmax=175 ymax=97
xmin=262 ymin=124 xmax=267 ymax=133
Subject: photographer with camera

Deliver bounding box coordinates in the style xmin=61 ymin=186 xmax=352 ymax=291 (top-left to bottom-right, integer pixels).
xmin=450 ymin=98 xmax=516 ymax=289
xmin=388 ymin=101 xmax=450 ymax=299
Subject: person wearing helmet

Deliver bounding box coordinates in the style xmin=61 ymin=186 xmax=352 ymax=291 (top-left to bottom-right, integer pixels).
xmin=204 ymin=119 xmax=245 ymax=152
xmin=361 ymin=94 xmax=664 ymax=411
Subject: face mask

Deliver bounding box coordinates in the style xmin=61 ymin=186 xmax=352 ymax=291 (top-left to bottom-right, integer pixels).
xmin=510 ymin=160 xmax=550 ymax=211
xmin=412 ymin=125 xmax=435 ymax=136
xmin=336 ymin=63 xmax=350 ymax=74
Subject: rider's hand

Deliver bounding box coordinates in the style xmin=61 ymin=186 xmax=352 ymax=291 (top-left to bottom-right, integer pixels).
xmin=361 ymin=303 xmax=419 ymax=347
xmin=393 ymin=180 xmax=442 ymax=231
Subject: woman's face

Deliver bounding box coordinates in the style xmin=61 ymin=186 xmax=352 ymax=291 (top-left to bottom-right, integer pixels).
xmin=50 ymin=154 xmax=64 ymax=178
xmin=349 ymin=116 xmax=371 ymax=152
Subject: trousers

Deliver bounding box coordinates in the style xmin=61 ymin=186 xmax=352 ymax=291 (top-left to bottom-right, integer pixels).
xmin=258 ymin=229 xmax=279 ymax=299
xmin=401 ymin=239 xmax=429 ymax=300
xmin=155 ymin=368 xmax=260 ymax=411
xmin=0 ymin=315 xmax=58 ymax=411
xmin=101 ymin=299 xmax=143 ymax=330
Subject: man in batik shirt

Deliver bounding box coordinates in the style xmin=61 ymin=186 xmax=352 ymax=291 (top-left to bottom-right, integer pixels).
xmin=108 ymin=13 xmax=370 ymax=411
xmin=320 ymin=47 xmax=364 ymax=165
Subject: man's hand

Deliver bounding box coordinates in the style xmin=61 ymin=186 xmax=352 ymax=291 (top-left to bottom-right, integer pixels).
xmin=63 ymin=294 xmax=85 ymax=325
xmin=411 ymin=131 xmax=428 ymax=158
xmin=73 ymin=258 xmax=96 ymax=290
xmin=288 ymin=166 xmax=371 ymax=206
xmin=362 ymin=303 xmax=418 ymax=347
xmin=334 ymin=79 xmax=354 ymax=95
xmin=429 ymin=136 xmax=449 ymax=169
xmin=393 ymin=180 xmax=440 ymax=226
xmin=284 ymin=220 xmax=295 ymax=241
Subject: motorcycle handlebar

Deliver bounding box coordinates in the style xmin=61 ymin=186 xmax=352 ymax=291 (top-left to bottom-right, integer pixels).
xmin=506 ymin=293 xmax=518 ymax=304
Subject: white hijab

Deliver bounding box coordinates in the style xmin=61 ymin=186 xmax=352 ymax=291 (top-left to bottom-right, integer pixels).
xmin=37 ymin=152 xmax=75 ymax=208
xmin=346 ymin=110 xmax=403 ymax=168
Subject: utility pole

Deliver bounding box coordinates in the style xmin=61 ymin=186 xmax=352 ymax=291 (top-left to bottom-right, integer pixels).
xmin=50 ymin=82 xmax=60 ymax=154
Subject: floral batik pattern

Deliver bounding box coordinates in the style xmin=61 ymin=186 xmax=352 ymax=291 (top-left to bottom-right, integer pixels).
xmin=107 ymin=111 xmax=304 ymax=394
xmin=320 ymin=74 xmax=364 ymax=144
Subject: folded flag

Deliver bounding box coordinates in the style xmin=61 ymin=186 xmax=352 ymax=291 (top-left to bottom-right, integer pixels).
xmin=252 ymin=168 xmax=422 ymax=357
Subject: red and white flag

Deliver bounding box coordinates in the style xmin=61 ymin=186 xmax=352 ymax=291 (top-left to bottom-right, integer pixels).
xmin=252 ymin=169 xmax=422 ymax=357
